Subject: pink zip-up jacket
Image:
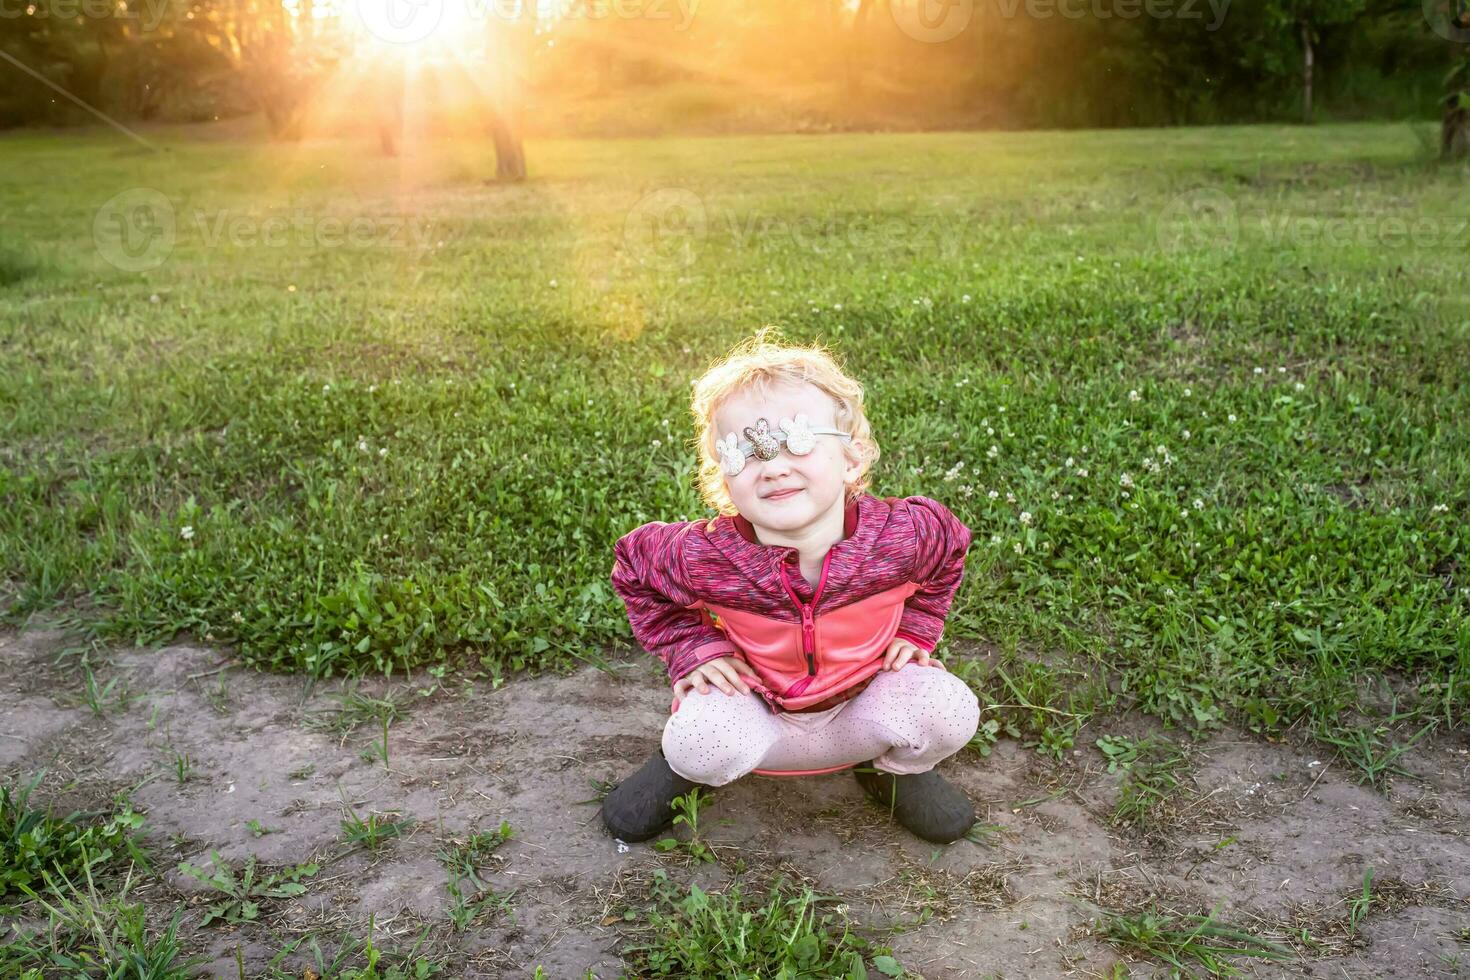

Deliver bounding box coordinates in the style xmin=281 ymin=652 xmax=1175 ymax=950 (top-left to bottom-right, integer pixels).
xmin=611 ymin=493 xmax=973 ymax=715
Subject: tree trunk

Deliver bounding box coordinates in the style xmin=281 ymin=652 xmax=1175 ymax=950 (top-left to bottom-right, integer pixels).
xmin=490 ymin=110 xmax=525 ymax=180
xmin=846 ymin=0 xmax=873 ymax=98
xmin=487 ymin=4 xmax=528 ymax=182
xmin=1444 ymin=94 xmax=1470 ymax=159
xmin=1300 ymin=20 xmax=1313 ymax=124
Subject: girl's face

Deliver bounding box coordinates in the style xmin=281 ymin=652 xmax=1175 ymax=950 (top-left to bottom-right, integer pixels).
xmin=713 ymin=381 xmax=862 ymax=537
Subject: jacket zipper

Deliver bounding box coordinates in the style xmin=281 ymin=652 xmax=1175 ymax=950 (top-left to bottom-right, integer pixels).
xmin=778 ymin=551 xmax=833 ymax=677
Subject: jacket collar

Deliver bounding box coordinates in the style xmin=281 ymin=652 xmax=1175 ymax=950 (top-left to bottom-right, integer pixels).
xmin=731 ymin=496 xmax=862 ymax=544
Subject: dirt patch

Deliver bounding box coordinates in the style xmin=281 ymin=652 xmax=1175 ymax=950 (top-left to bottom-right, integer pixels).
xmin=2 ymin=628 xmax=1468 ymax=978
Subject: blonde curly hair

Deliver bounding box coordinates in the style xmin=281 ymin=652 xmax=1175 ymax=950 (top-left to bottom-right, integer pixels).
xmin=690 ymin=329 xmax=880 ymax=515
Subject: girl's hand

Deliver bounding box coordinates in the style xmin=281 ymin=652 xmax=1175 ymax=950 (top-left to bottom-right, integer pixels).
xmin=674 ymin=656 xmax=761 ymax=698
xmin=882 ymin=638 xmax=930 ymax=672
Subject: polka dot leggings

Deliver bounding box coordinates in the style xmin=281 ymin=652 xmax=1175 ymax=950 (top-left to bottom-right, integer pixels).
xmin=661 ymin=663 xmax=981 ymax=787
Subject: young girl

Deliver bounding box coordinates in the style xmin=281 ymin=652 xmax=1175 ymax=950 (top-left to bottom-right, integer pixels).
xmin=603 ymin=333 xmax=981 ymax=844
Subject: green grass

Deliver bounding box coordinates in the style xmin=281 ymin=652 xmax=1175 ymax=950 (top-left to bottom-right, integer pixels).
xmin=1096 ymin=904 xmax=1293 ymax=977
xmin=1 ymin=772 xmax=148 ymax=908
xmin=618 ymin=868 xmax=898 ymax=978
xmin=1 ymin=123 xmax=1467 ymax=754
xmin=1 ymin=864 xmax=200 ymax=979
xmin=175 ymin=852 xmax=318 ymax=927
xmin=259 ymin=918 xmax=442 ymax=979
xmin=436 ymin=821 xmax=514 ymax=889
xmin=338 ymin=806 xmax=412 ymax=851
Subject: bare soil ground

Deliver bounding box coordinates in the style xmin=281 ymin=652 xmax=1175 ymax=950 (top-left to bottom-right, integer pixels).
xmin=3 ymin=628 xmax=1468 ymax=978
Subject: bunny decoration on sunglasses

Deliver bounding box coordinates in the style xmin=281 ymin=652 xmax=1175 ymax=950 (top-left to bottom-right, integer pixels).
xmin=717 ymin=414 xmax=852 ymax=477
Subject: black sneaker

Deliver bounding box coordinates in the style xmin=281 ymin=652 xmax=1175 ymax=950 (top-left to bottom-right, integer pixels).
xmin=601 ymin=748 xmax=706 ymax=843
xmin=853 ymin=761 xmax=976 ymax=844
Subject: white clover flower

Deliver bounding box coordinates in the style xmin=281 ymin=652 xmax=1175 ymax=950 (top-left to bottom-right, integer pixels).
xmin=987 ymin=489 xmax=999 ymax=500
xmin=990 ymin=534 xmax=1003 ymax=545
xmin=651 ymin=439 xmax=662 ymax=448
xmin=1278 ymin=366 xmax=1286 ymax=373
xmin=1019 ymin=511 xmax=1033 ymax=525
xmin=999 ymin=406 xmax=1007 ymax=413
xmin=1005 ymin=492 xmax=1016 ymax=503
xmin=1155 ymin=445 xmax=1167 ymax=456
xmin=986 ymin=426 xmax=995 ymax=436
xmin=1128 ymin=390 xmax=1141 ymax=402
xmin=1076 ymin=467 xmax=1089 ymax=477
xmin=1183 ymin=388 xmax=1192 ymax=397
xmin=1182 ymin=429 xmax=1191 ymax=440
xmin=358 ymin=439 xmax=370 ymax=452
xmin=1432 ymin=503 xmax=1449 ymax=513
xmin=1294 ymin=382 xmax=1306 ymax=392
xmin=987 ymin=445 xmax=999 ymax=459
xmin=1228 ymin=413 xmax=1238 ymax=423
xmin=1051 ymin=490 xmax=1060 ymax=500
xmin=1164 ymin=587 xmax=1175 ymax=596
xmin=1065 ymin=457 xmax=1075 ymax=467
xmin=180 ymin=526 xmax=195 ymax=541
xmin=1193 ymin=499 xmax=1204 ymax=509
xmin=962 ymin=294 xmax=971 ymax=303
xmin=1120 ymin=472 xmax=1134 ymax=488
xmin=378 ymin=447 xmax=388 ymax=457
xmin=1121 ymin=490 xmax=1130 ymax=499
xmin=1013 ymin=542 xmax=1023 ymax=554
xmin=231 ymin=611 xmax=244 ymax=623
xmin=1179 ymin=510 xmax=1188 ymax=519
xmin=322 ymin=384 xmax=331 ymax=393
xmin=1253 ymin=367 xmax=1264 ymax=375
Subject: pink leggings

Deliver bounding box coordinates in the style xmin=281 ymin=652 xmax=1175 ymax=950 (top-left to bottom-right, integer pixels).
xmin=662 ymin=663 xmax=981 ymax=787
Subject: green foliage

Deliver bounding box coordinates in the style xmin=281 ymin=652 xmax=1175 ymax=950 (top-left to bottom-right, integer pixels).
xmin=436 ymin=822 xmax=514 ymax=890
xmin=653 ymin=789 xmax=717 ymax=864
xmin=1 ymin=772 xmax=147 ymax=907
xmin=176 ymin=852 xmax=318 ymax=926
xmin=339 ymin=808 xmax=413 ymax=851
xmin=1097 ymin=904 xmax=1293 ymax=976
xmin=0 ymin=127 xmax=1466 ymax=763
xmin=1314 ymin=721 xmax=1435 ymax=789
xmin=260 ymin=918 xmax=442 ymax=980
xmin=1106 ymin=737 xmax=1190 ymax=831
xmin=1347 ymin=867 xmax=1375 ymax=937
xmin=1 ymin=864 xmax=202 ymax=979
xmin=619 ymin=868 xmax=898 ymax=979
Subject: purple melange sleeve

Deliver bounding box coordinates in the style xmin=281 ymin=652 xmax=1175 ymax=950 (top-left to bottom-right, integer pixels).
xmin=611 ymin=521 xmax=738 ymax=684
xmin=893 ymin=496 xmax=973 ymax=652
